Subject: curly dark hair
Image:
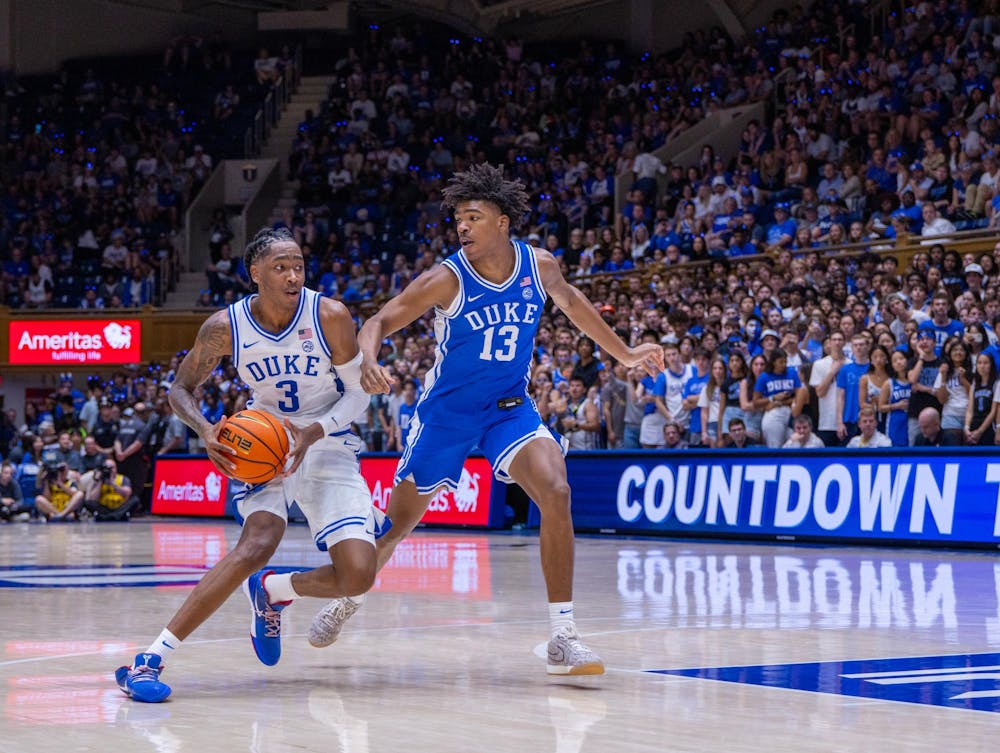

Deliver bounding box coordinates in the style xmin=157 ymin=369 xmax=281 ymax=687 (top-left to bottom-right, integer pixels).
xmin=440 ymin=163 xmax=530 ymax=231
xmin=244 ymin=226 xmax=295 ymax=271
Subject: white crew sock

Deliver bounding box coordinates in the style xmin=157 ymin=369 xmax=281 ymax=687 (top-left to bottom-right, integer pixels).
xmin=264 ymin=571 xmax=302 ymax=604
xmin=549 ymin=601 xmax=575 ymax=637
xmin=145 ymin=628 xmax=181 ymax=660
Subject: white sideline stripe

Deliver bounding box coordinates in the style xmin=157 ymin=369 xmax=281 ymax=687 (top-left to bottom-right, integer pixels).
xmin=952 ymin=690 xmax=1000 ymax=699
xmin=841 ymin=665 xmax=1000 ymax=679
xmin=860 ymin=673 xmax=1000 ymax=685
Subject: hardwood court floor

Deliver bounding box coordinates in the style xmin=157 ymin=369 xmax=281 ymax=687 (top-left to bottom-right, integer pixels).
xmin=1 ymin=520 xmax=998 ymax=752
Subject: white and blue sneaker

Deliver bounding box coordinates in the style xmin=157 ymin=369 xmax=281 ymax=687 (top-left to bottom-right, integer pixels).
xmin=243 ymin=569 xmax=290 ymax=666
xmin=371 ymin=506 xmax=392 ymax=539
xmin=115 ymin=653 xmax=171 ymax=703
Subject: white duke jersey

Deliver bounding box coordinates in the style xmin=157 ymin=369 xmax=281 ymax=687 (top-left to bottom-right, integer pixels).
xmin=229 ymin=288 xmax=347 ymax=423
xmin=417 ymin=239 xmax=546 ymax=421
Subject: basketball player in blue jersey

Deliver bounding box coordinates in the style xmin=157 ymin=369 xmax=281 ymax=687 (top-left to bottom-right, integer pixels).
xmin=114 ymin=227 xmax=387 ymax=703
xmin=309 ymin=164 xmax=664 ymax=675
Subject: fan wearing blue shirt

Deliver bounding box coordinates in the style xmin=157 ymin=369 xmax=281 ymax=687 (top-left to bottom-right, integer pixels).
xmin=765 ymin=204 xmax=796 ymax=247
xmin=681 ymin=349 xmax=711 ymax=446
xmin=836 ymin=335 xmax=871 ymax=443
xmin=917 ymin=293 xmax=964 ymax=355
xmin=753 ymin=348 xmax=804 ymax=448
xmin=651 ymin=219 xmax=680 ymax=252
xmin=891 ymin=190 xmax=924 ymax=228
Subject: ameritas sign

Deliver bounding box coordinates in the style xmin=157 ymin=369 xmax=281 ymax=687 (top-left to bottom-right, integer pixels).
xmin=9 ymin=319 xmax=142 ymax=365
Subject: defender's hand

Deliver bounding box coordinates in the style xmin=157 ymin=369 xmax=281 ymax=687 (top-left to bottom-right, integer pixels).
xmin=623 ymin=342 xmax=665 ymax=378
xmin=360 ymin=358 xmax=395 ymax=394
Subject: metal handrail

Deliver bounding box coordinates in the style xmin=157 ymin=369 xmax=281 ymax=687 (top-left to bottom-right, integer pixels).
xmin=243 ymin=44 xmax=302 ymax=157
xmin=837 ymin=22 xmax=856 ymax=56
xmin=567 ymin=225 xmax=1000 ymax=289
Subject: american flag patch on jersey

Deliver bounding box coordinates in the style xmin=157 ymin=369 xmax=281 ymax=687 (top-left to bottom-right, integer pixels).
xmin=520 ymin=276 xmax=532 ymax=287
xmin=298 ymin=327 xmax=313 ymax=339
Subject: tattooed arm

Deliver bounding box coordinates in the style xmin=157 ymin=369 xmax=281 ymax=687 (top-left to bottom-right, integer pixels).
xmin=168 ymin=310 xmax=236 ymax=473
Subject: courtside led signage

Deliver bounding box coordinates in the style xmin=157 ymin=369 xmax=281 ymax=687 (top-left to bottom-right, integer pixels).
xmin=151 ymin=457 xmax=229 ymax=517
xmin=363 ymin=456 xmax=493 ymax=527
xmin=9 ymin=319 xmax=142 ymax=365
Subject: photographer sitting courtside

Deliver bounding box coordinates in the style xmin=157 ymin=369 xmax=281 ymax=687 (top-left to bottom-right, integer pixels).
xmin=82 ymin=458 xmax=139 ymax=521
xmin=35 ymin=461 xmax=84 ymax=521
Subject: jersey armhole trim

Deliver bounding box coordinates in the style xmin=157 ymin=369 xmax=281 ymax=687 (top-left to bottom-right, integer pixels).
xmin=228 ymin=306 xmax=240 ymax=368
xmin=435 ymin=260 xmax=464 ymax=318
xmin=524 ymin=241 xmax=547 ymax=301
xmin=312 ymin=291 xmax=333 ymax=359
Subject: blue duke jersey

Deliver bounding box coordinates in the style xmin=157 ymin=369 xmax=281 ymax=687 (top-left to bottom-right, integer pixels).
xmin=229 ymin=288 xmax=349 ymax=423
xmin=419 ymin=240 xmax=545 ymax=420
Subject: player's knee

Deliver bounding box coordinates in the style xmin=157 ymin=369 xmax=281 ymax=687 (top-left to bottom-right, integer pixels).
xmin=338 ymin=561 xmax=376 ymax=596
xmin=538 ymin=480 xmax=572 ymax=512
xmin=234 ymin=536 xmax=279 ymax=572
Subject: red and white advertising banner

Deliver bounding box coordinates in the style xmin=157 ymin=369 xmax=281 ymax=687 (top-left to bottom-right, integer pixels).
xmin=362 ymin=456 xmax=493 ymax=527
xmin=9 ymin=319 xmax=142 ymax=365
xmin=150 ymin=457 xmax=229 ymax=517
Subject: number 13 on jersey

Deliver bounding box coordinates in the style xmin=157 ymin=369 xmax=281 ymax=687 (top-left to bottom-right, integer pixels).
xmin=479 ymin=325 xmax=518 ymax=362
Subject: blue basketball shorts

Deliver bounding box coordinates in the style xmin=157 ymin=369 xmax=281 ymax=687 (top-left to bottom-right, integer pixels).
xmin=394 ymin=402 xmax=566 ymax=495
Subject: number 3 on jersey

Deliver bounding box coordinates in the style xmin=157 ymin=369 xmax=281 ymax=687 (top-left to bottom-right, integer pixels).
xmin=275 ymin=379 xmax=300 ymax=412
xmin=479 ymin=325 xmax=518 ymax=362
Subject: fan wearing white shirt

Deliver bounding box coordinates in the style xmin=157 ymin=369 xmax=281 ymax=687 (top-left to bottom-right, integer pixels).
xmin=846 ymin=407 xmax=893 ymax=448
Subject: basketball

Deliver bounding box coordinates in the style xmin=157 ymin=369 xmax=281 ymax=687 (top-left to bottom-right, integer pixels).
xmin=218 ymin=409 xmax=290 ymax=485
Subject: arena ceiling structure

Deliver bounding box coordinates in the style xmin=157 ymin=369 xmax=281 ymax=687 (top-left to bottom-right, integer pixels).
xmin=166 ymin=0 xmax=788 ymax=50
xmin=1 ymin=0 xmax=791 ymax=77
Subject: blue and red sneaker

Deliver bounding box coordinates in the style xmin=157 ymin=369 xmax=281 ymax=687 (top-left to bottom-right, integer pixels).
xmin=114 ymin=652 xmax=171 ymax=703
xmin=243 ymin=569 xmax=290 ymax=666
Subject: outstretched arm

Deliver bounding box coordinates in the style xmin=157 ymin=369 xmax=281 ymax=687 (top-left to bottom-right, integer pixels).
xmin=357 ymin=265 xmax=459 ymax=393
xmin=535 ymin=248 xmax=663 ymax=377
xmin=169 ymin=309 xmax=237 ymax=474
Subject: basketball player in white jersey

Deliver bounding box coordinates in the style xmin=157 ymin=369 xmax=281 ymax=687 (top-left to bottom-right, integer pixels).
xmin=309 ymin=164 xmax=664 ymax=675
xmin=115 ymin=227 xmax=387 ymax=703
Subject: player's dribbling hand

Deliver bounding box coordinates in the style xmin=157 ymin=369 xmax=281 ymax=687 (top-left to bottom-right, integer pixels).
xmin=360 ymin=359 xmax=395 ymax=394
xmin=625 ymin=342 xmax=665 ymax=378
xmin=282 ymin=419 xmax=325 ymax=476
xmin=203 ymin=415 xmax=238 ymax=476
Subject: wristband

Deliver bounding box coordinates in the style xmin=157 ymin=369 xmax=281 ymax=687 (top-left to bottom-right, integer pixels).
xmin=318 ymin=415 xmax=341 ymax=436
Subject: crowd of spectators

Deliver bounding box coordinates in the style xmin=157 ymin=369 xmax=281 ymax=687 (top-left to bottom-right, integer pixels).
xmin=0 ymin=32 xmax=294 ymax=310
xmin=0 ymin=358 xmax=253 ymax=521
xmin=253 ymin=4 xmax=1000 ymax=453
xmin=245 ymin=4 xmax=877 ymax=303
xmin=7 ymin=2 xmax=1000 ymax=523
xmin=358 ymin=238 xmax=1000 ymax=451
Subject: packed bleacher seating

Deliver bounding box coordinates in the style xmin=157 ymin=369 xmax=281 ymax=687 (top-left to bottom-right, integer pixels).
xmin=254 ymin=4 xmax=1000 ymax=452
xmin=7 ymin=0 xmax=1000 ymax=525
xmin=0 ymin=32 xmax=293 ymax=309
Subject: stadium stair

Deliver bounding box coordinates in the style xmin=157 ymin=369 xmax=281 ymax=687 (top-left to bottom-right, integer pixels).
xmin=263 ymin=75 xmax=337 ymax=224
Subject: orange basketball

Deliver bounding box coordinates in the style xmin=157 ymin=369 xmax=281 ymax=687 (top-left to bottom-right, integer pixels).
xmin=218 ymin=409 xmax=290 ymax=485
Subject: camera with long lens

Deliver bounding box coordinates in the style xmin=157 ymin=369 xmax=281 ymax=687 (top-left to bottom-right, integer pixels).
xmin=95 ymin=464 xmax=113 ymax=482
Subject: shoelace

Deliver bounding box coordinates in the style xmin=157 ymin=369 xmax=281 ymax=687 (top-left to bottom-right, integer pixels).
xmin=557 ymin=633 xmax=593 ymax=658
xmin=263 ymin=606 xmax=282 ymax=638
xmin=131 ymin=664 xmax=161 ymax=682
xmin=319 ymin=599 xmax=355 ymax=626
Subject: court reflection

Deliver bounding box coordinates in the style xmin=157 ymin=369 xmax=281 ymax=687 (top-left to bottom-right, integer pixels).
xmin=372 ymin=537 xmax=492 ymax=599
xmin=616 ymin=548 xmax=999 ymax=642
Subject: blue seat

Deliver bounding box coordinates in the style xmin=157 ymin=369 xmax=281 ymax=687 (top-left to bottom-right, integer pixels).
xmin=19 ymin=476 xmax=37 ymax=501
